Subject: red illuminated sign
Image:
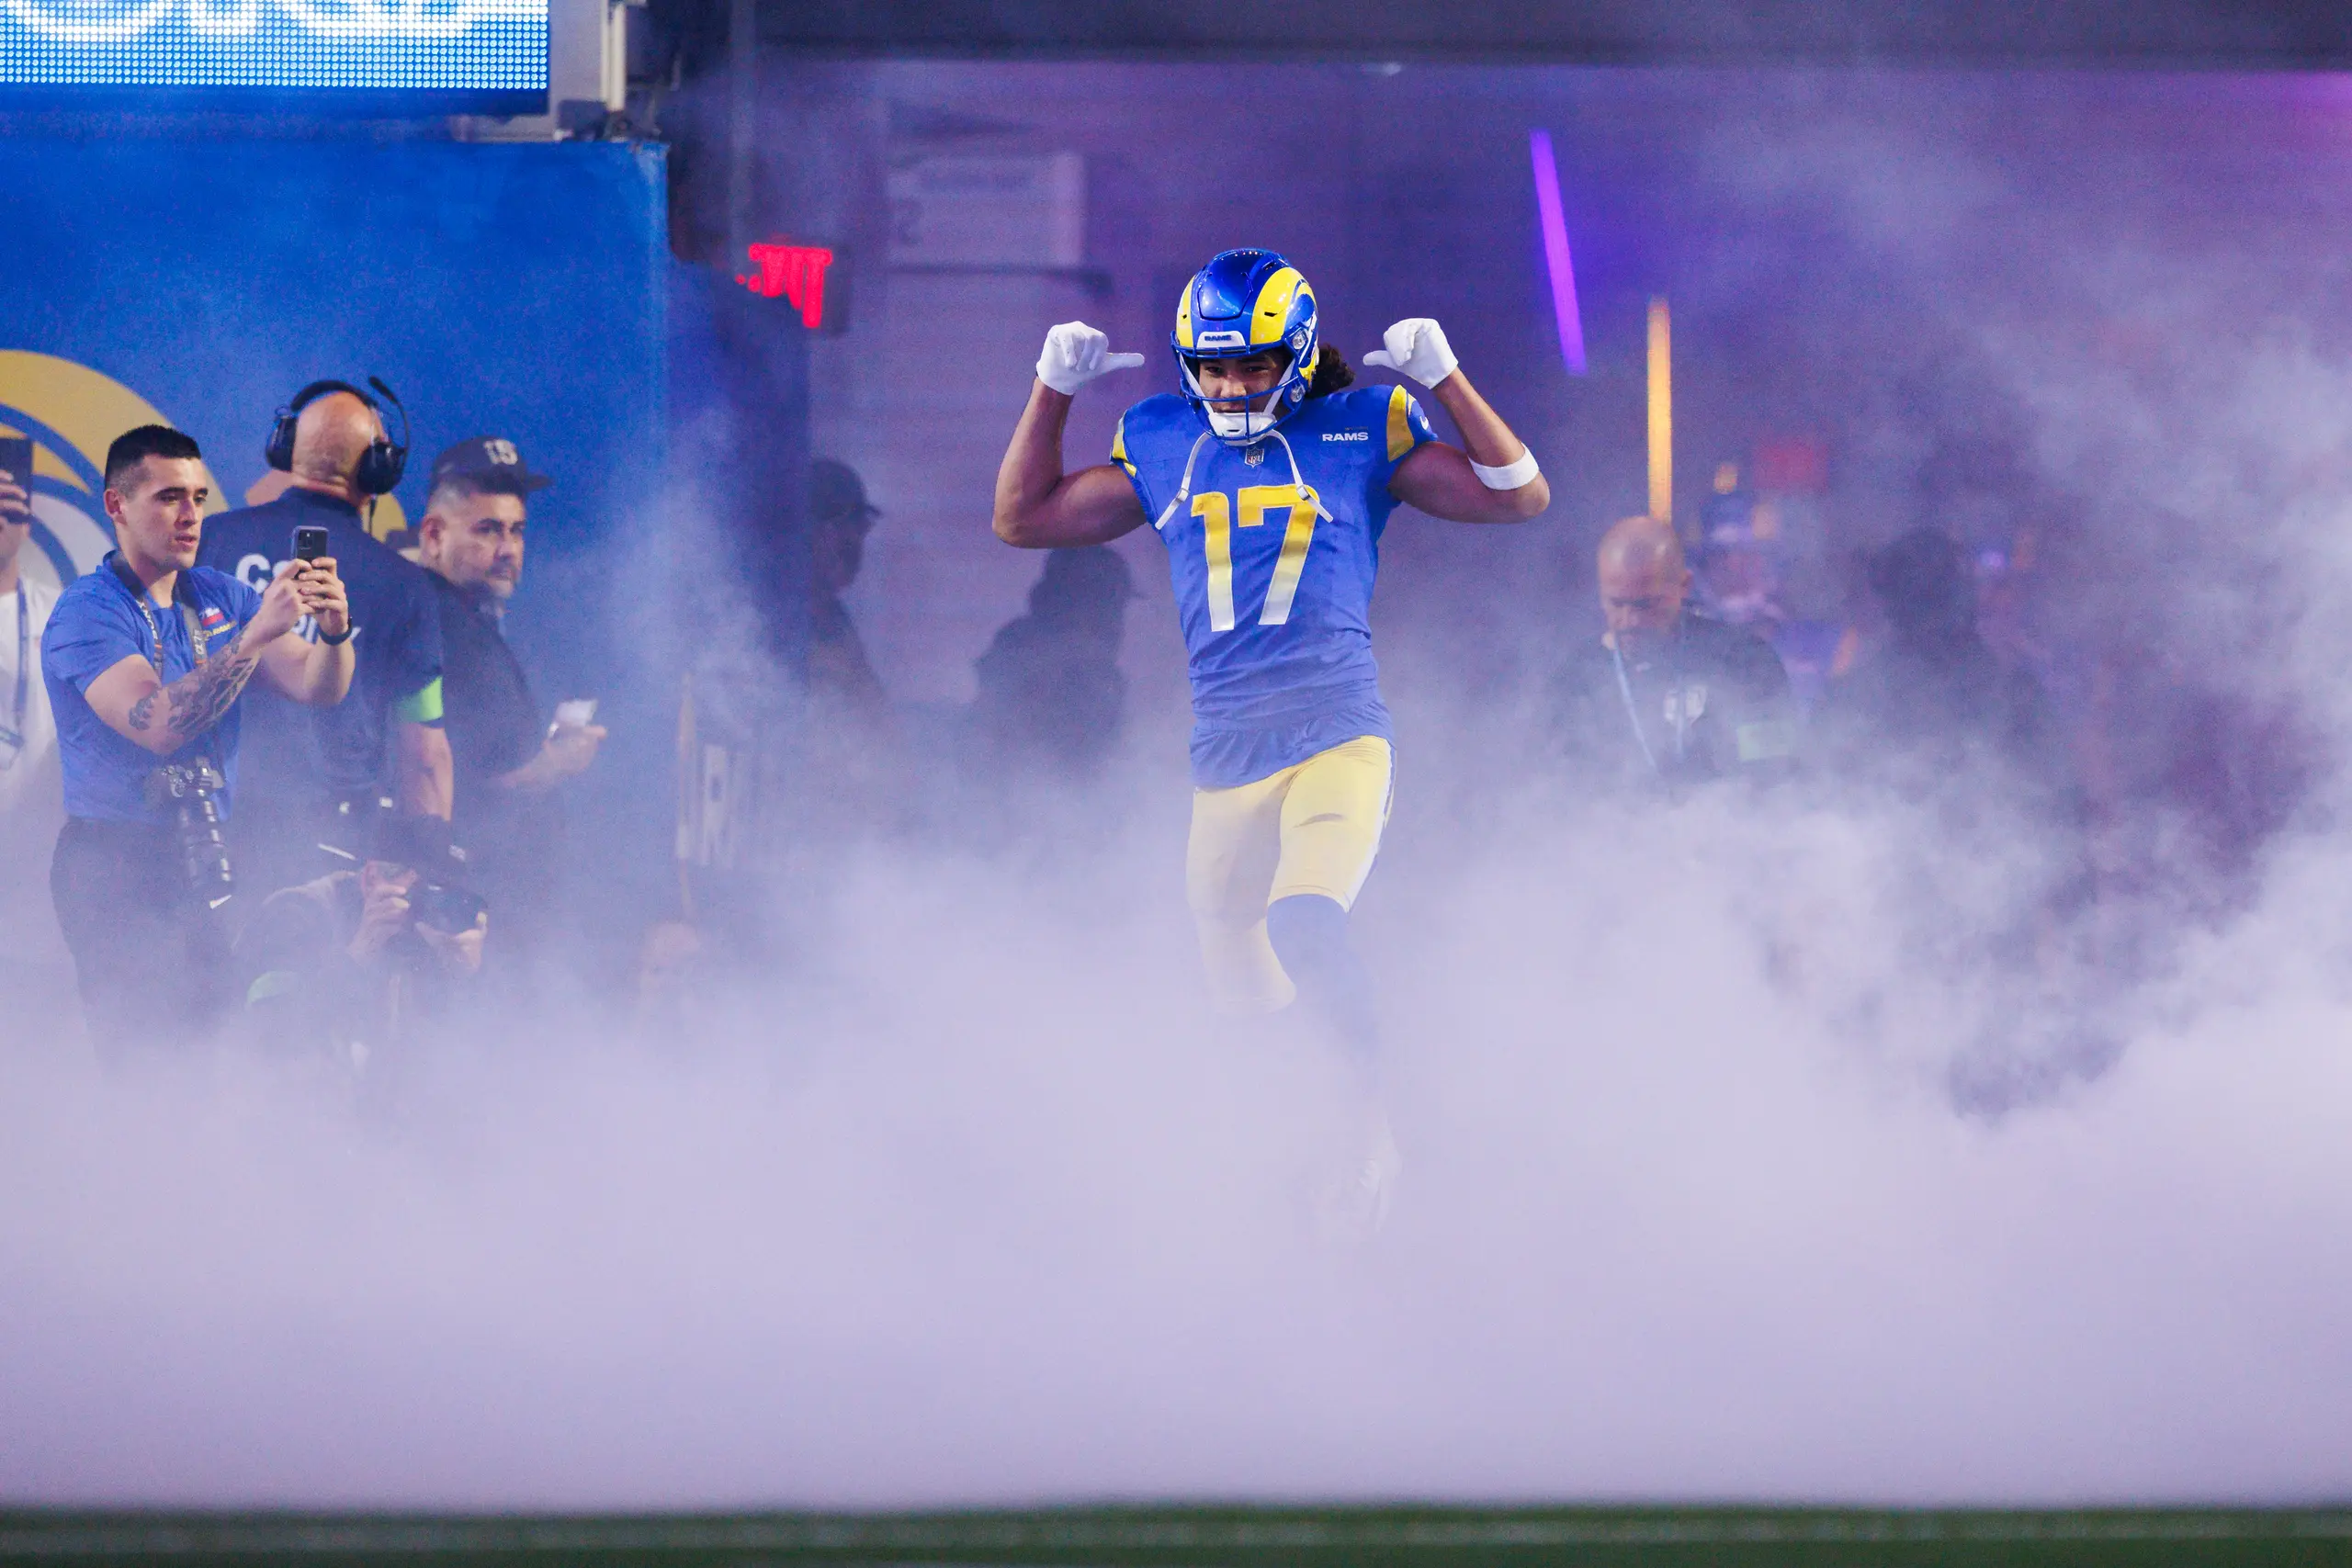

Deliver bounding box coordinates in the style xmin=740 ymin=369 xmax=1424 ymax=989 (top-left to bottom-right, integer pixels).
xmin=1753 ymin=434 xmax=1829 ymax=494
xmin=737 ymin=240 xmax=835 ymax=329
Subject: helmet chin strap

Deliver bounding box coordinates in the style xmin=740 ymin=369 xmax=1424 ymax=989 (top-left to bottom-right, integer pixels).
xmin=1150 ymin=423 xmax=1332 ymax=537
xmin=1263 ymin=428 xmax=1335 ymax=523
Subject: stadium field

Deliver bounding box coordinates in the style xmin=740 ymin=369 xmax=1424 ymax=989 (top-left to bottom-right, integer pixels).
xmin=3 ymin=1507 xmax=2348 ymax=1567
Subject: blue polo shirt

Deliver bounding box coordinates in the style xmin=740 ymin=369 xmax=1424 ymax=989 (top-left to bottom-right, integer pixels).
xmin=198 ymin=488 xmax=443 ymax=807
xmin=41 ymin=557 xmax=262 ymax=825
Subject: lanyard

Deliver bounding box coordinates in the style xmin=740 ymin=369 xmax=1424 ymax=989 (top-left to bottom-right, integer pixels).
xmin=0 ymin=588 xmax=24 ymax=765
xmin=1610 ymin=631 xmax=1689 ymax=777
xmin=105 ymin=553 xmax=209 ymax=673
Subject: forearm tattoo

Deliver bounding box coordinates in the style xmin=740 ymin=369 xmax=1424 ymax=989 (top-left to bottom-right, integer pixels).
xmin=128 ymin=630 xmax=263 ymax=740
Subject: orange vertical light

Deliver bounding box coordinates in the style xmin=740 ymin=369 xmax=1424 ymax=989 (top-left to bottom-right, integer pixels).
xmin=1646 ymin=297 xmax=1672 ymax=525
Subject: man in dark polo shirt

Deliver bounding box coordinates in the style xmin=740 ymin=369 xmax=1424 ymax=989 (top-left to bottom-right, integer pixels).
xmin=198 ymin=380 xmax=449 ymax=897
xmin=416 ymin=438 xmax=604 ymax=985
xmin=1548 ymin=514 xmax=1797 ymax=796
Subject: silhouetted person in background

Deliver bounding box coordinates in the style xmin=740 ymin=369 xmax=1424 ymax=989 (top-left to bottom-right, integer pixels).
xmin=1826 ymin=527 xmax=2071 ymax=817
xmin=807 ymin=458 xmax=886 ymax=719
xmin=0 ymin=457 xmax=68 ymax=1028
xmin=798 ymin=457 xmax=911 ymax=840
xmin=1692 ymin=468 xmax=1856 ymax=719
xmin=1548 ymin=515 xmax=1794 ymax=797
xmin=969 ymin=546 xmax=1135 ymax=784
xmin=1821 ymin=527 xmax=2098 ymax=1110
xmin=0 ymin=458 xmax=61 ymax=892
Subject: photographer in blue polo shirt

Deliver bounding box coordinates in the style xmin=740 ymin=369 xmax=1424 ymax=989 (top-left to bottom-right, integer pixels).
xmin=40 ymin=425 xmax=355 ymax=1062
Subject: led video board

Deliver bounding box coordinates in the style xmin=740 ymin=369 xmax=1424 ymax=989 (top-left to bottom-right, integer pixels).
xmin=0 ymin=0 xmax=548 ymax=110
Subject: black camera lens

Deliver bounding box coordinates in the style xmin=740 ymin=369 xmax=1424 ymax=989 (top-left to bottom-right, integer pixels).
xmin=143 ymin=760 xmax=234 ymax=903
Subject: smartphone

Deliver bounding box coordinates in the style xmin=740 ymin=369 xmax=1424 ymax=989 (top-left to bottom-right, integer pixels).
xmin=292 ymin=525 xmax=329 ymax=562
xmin=551 ymin=698 xmax=598 ymax=734
xmin=0 ymin=435 xmax=31 ymax=497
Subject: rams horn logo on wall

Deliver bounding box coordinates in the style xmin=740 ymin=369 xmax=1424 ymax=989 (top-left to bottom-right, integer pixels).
xmin=0 ymin=350 xmax=225 ymax=591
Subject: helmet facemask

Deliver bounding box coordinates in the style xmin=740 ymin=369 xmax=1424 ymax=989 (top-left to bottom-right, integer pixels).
xmin=1181 ymin=344 xmax=1314 ymax=445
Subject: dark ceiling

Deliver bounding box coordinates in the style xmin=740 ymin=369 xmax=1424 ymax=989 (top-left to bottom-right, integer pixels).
xmin=731 ymin=0 xmax=2352 ymax=67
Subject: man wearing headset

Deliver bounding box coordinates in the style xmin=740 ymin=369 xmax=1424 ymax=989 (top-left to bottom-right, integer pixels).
xmin=198 ymin=379 xmax=452 ymax=897
xmin=1547 ymin=513 xmax=1795 ymax=795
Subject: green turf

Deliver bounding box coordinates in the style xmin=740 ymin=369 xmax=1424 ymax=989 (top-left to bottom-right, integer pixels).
xmin=5 ymin=1506 xmax=2352 ymax=1566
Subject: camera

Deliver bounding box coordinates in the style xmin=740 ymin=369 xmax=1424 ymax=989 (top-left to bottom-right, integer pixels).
xmin=408 ymin=878 xmax=485 ymax=934
xmin=142 ymin=757 xmax=234 ymax=901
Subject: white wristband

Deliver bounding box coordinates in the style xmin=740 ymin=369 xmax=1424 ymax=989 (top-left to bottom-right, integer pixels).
xmin=1470 ymin=448 xmax=1541 ymax=491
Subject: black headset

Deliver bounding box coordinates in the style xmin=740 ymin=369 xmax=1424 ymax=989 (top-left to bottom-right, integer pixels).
xmin=264 ymin=377 xmax=411 ymax=496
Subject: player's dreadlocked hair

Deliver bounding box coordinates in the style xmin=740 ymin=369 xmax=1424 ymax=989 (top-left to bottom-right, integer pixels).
xmin=1305 ymin=345 xmax=1356 ymax=400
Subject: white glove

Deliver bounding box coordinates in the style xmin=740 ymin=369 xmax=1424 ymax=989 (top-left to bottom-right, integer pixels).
xmin=1035 ymin=321 xmax=1146 ymax=396
xmin=1363 ymin=317 xmax=1460 ymax=389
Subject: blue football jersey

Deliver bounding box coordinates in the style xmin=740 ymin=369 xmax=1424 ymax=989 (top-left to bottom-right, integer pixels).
xmin=1113 ymin=384 xmax=1437 ymax=787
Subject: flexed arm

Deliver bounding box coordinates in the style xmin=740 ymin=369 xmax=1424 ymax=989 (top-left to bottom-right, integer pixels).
xmin=1370 ymin=319 xmax=1551 ymax=525
xmin=87 ymin=635 xmax=271 ymax=756
xmin=84 ymin=563 xmax=317 ymax=755
xmin=993 ymin=321 xmax=1151 ymax=549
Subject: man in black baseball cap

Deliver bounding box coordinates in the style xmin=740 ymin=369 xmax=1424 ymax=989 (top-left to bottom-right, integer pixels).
xmin=809 ymin=457 xmax=876 ymax=530
xmin=808 ymin=457 xmax=886 ymax=714
xmin=429 ymin=435 xmax=554 ymax=498
xmin=417 ymin=435 xmax=598 ymax=993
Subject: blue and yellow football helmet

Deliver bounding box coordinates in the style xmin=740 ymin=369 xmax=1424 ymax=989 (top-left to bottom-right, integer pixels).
xmin=1171 ymin=248 xmax=1319 ymax=445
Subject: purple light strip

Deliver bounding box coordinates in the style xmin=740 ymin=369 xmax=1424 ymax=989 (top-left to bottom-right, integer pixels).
xmin=1529 ymin=129 xmax=1588 ymax=376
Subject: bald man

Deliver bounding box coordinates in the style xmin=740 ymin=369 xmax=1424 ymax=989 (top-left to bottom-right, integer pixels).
xmin=199 ymin=380 xmax=451 ymax=896
xmin=1548 ymin=514 xmax=1796 ymax=792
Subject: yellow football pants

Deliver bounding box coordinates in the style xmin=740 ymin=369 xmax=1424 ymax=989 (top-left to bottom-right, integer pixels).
xmin=1185 ymin=735 xmax=1395 ymax=1014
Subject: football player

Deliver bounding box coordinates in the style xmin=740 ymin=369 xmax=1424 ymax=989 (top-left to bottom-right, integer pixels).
xmin=992 ymin=248 xmax=1549 ymax=1227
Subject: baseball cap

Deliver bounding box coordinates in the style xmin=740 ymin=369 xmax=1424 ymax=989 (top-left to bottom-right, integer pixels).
xmin=321 ymin=801 xmax=474 ymax=886
xmin=430 ymin=436 xmax=551 ymax=494
xmin=810 ymin=457 xmax=878 ymax=524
